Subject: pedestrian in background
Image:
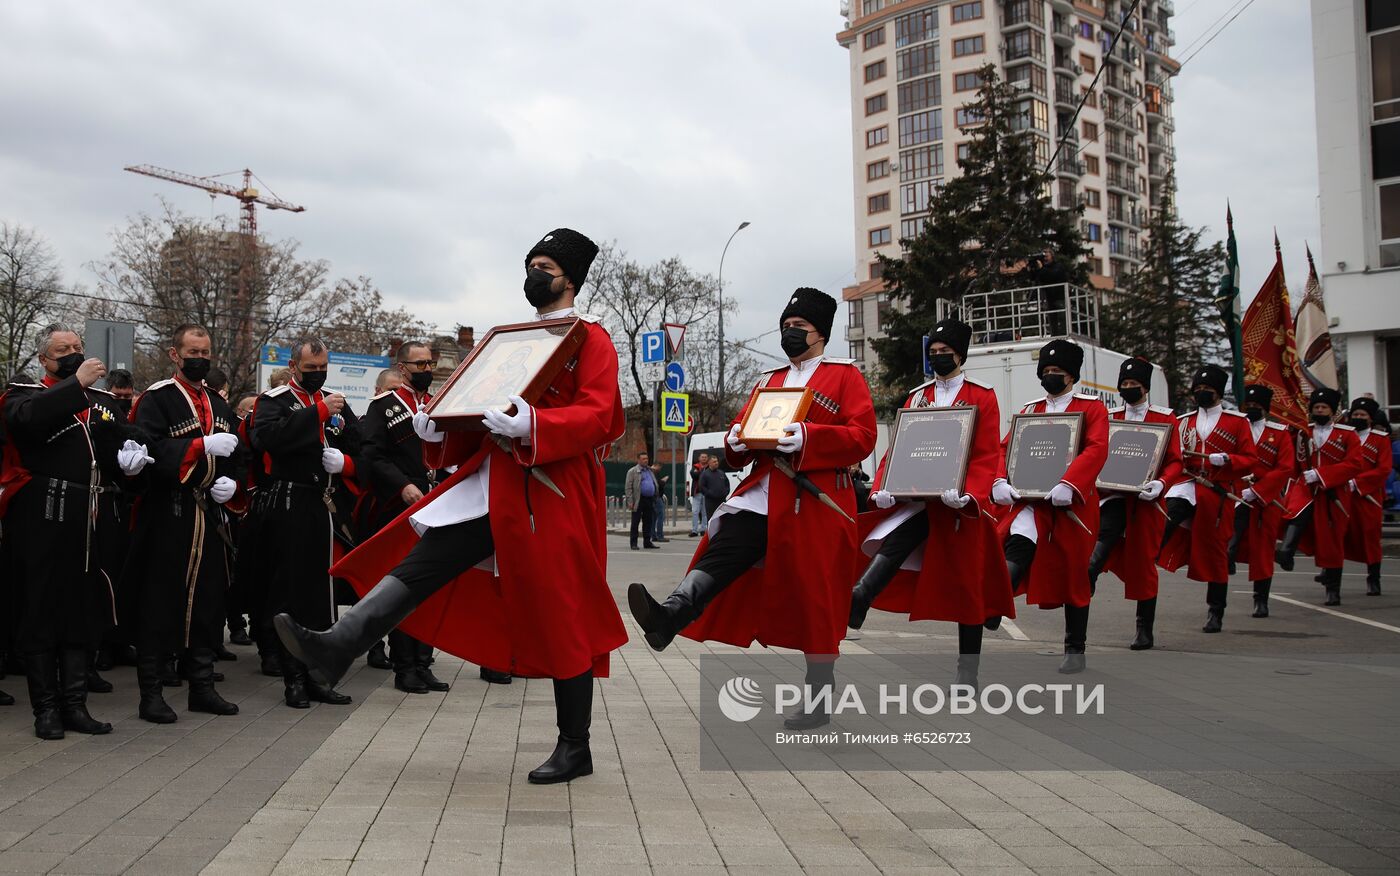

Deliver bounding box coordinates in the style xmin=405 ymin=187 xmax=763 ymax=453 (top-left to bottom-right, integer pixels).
xmin=625 ymin=452 xmax=658 ymax=550
xmin=650 ymin=462 xmax=669 ymax=543
xmin=689 ymin=452 xmax=710 ymax=536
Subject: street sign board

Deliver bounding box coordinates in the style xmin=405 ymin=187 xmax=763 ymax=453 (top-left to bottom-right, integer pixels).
xmin=665 ymin=361 xmax=686 ymax=392
xmin=641 ymin=331 xmax=666 ymax=363
xmin=640 ymin=362 xmax=664 ymax=383
xmin=664 ymin=323 xmax=686 ymax=358
xmin=84 ymin=319 xmax=136 ymax=382
xmin=661 ymin=391 xmax=689 ymax=433
xmin=258 ymin=345 xmax=391 ymax=412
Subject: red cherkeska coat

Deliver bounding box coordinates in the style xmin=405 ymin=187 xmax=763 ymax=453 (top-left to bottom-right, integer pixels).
xmin=859 ymin=376 xmax=1015 ymax=626
xmin=995 ymin=393 xmax=1110 ymax=610
xmin=1282 ymin=424 xmax=1364 ymax=569
xmin=1345 ymin=430 xmax=1391 ymax=565
xmin=1100 ymin=404 xmax=1184 ymax=600
xmin=1158 ymin=408 xmax=1257 ymax=583
xmin=1233 ymin=421 xmax=1299 ymax=581
xmin=682 ymin=359 xmax=876 ymax=656
xmin=330 ymin=317 xmax=628 ymax=679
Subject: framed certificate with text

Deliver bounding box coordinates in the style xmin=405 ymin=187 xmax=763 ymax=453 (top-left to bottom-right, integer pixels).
xmin=880 ymin=406 xmax=978 ymax=499
xmin=736 ymin=387 xmax=814 ymax=451
xmin=1097 ymin=420 xmax=1172 ymax=493
xmin=1005 ymin=412 xmax=1083 ymax=499
xmin=426 ymin=317 xmax=587 ymax=431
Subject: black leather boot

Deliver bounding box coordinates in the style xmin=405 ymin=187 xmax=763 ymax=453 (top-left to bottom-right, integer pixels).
xmin=416 ymin=642 xmax=449 ymax=692
xmin=213 ymin=642 xmax=238 ymax=662
xmin=1005 ymin=534 xmax=1036 ymax=592
xmin=849 ymin=554 xmax=900 ymax=630
xmin=0 ymin=689 xmax=12 ymax=706
xmin=479 ymin=667 xmax=512 ymax=684
xmin=1367 ymin=563 xmax=1382 ymax=596
xmin=160 ymin=652 xmax=182 ymax=688
xmin=389 ymin=630 xmax=427 ymax=694
xmin=283 ymin=656 xmax=310 ymax=709
xmin=256 ymin=621 xmax=283 ymax=676
xmin=628 ymin=570 xmax=729 ymax=652
xmin=24 ymin=652 xmax=64 ymax=740
xmin=137 ymin=653 xmax=177 ymax=724
xmin=86 ymin=652 xmax=113 ymax=693
xmin=229 ymin=617 xmax=253 ymax=647
xmin=1059 ymin=604 xmax=1089 ymax=673
xmin=187 ymin=648 xmax=239 ymax=715
xmin=275 ymin=575 xmax=421 ymax=689
xmin=1203 ymin=582 xmax=1226 ymax=633
xmin=1130 ymin=597 xmax=1156 ymax=650
xmin=1275 ymin=523 xmax=1303 ymax=572
xmin=784 ymin=658 xmax=835 ymax=730
xmin=366 ymin=639 xmax=392 ymax=670
xmin=1252 ymin=578 xmax=1271 ymax=617
xmin=955 ymin=624 xmax=981 ymax=691
xmin=1086 ymin=539 xmax=1112 ymax=588
xmin=59 ymin=649 xmax=111 ymax=734
xmin=307 ymin=680 xmax=352 ymax=705
xmin=529 ymin=671 xmax=594 ymax=784
xmin=1323 ymin=568 xmax=1342 ymax=606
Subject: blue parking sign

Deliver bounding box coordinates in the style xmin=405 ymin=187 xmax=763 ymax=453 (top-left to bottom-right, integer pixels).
xmin=642 ymin=331 xmax=666 ymax=363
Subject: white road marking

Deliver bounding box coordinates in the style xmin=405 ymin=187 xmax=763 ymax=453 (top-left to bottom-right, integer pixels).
xmin=1001 ymin=619 xmax=1030 ymax=641
xmin=1266 ymin=594 xmax=1400 ymax=635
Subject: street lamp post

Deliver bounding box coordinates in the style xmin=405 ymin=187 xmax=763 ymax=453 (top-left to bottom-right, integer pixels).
xmin=717 ymin=220 xmax=751 ymax=406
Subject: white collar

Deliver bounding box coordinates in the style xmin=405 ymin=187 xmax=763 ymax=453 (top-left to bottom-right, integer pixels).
xmin=1125 ymin=400 xmax=1148 ymax=417
xmin=935 ymin=372 xmax=965 ymax=389
xmin=789 ymin=355 xmax=823 ymax=374
xmin=1197 ymin=403 xmax=1223 ymax=417
xmin=537 ymin=306 xmax=576 ymax=320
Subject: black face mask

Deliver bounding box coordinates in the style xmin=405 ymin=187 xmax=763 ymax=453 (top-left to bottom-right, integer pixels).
xmin=780 ymin=326 xmax=812 ymax=359
xmin=1119 ymin=386 xmax=1144 ymax=405
xmin=1040 ymin=373 xmax=1067 ymax=396
xmin=115 ymin=398 xmax=132 ymax=416
xmin=408 ymin=371 xmax=434 ymax=393
xmin=1194 ymin=390 xmax=1218 ymax=408
xmin=53 ymin=352 xmax=84 ymax=380
xmin=298 ymin=370 xmax=328 ymax=393
xmin=929 ymin=352 xmax=958 ymax=377
xmin=1312 ymin=412 xmax=1333 ymax=426
xmin=180 ymin=357 xmax=211 ymax=383
xmin=1244 ymin=407 xmax=1264 ymax=422
xmin=1352 ymin=417 xmax=1371 ymax=431
xmin=524 ymin=268 xmax=563 ymax=308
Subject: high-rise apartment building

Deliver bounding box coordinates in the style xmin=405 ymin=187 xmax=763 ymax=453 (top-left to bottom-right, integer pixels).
xmin=837 ymin=0 xmax=1179 ymax=373
xmin=1310 ymin=0 xmax=1400 ymax=415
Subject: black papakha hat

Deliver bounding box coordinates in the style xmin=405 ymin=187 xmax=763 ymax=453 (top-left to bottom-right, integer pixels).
xmin=1349 ymin=396 xmax=1380 ymax=419
xmin=1118 ymin=356 xmax=1153 ymax=389
xmin=525 ymin=228 xmax=600 ymax=291
xmin=1192 ymin=364 xmax=1229 ymax=397
xmin=1310 ymin=386 xmax=1342 ymax=412
xmin=1243 ymin=384 xmax=1274 ymax=410
xmin=929 ymin=318 xmax=973 ymax=360
xmin=1037 ymin=338 xmax=1084 ymax=380
xmin=779 ymin=287 xmax=837 ymax=342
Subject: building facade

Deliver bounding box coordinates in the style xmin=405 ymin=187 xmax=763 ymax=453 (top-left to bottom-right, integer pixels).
xmin=1311 ymin=0 xmax=1400 ymax=415
xmin=837 ymin=0 xmax=1179 ymax=374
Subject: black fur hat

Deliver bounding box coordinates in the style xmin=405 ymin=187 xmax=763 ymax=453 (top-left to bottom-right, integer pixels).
xmin=1243 ymin=384 xmax=1274 ymax=411
xmin=1037 ymin=338 xmax=1084 ymax=380
xmin=1192 ymin=365 xmax=1229 ymax=397
xmin=779 ymin=287 xmax=837 ymax=342
xmin=525 ymin=228 xmax=600 ymax=291
xmin=929 ymin=318 xmax=973 ymax=360
xmin=1118 ymin=356 xmax=1153 ymax=390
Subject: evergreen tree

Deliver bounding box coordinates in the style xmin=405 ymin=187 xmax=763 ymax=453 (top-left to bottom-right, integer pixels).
xmin=1098 ymin=179 xmax=1227 ymax=409
xmin=872 ymin=64 xmax=1090 ymax=393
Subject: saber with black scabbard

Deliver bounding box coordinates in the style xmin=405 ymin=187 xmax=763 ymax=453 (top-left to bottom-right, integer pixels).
xmin=770 ymin=455 xmax=855 ymax=524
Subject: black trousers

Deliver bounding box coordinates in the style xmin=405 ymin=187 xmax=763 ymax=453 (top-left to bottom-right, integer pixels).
xmin=1097 ymin=497 xmax=1128 ymax=549
xmin=875 ymin=509 xmax=929 ymax=564
xmin=630 ymin=497 xmax=655 ymax=546
xmin=389 ymin=516 xmax=496 ymax=602
xmin=692 ymin=510 xmax=768 ymax=587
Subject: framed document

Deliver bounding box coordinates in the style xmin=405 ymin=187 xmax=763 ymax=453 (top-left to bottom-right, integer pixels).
xmin=1097 ymin=420 xmax=1173 ymax=493
xmin=426 ymin=317 xmax=588 ymax=431
xmin=1005 ymin=412 xmax=1084 ymax=498
xmin=736 ymin=387 xmax=814 ymax=450
xmin=880 ymin=406 xmax=978 ymax=499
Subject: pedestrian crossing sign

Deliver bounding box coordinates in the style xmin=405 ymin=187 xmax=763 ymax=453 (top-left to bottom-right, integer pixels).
xmin=661 ymin=391 xmax=689 ymax=433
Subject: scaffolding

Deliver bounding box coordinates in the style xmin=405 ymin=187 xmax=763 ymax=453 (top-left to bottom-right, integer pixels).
xmin=936 ymin=283 xmax=1100 ymax=346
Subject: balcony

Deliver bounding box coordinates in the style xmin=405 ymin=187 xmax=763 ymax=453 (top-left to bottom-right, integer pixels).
xmin=1106 ymin=171 xmax=1138 ymax=196
xmin=1108 ymin=206 xmax=1146 ymax=228
xmin=1050 ymin=0 xmax=1074 ymax=12
xmin=1002 ymin=0 xmax=1045 ymax=31
xmin=1160 ymin=0 xmax=1174 ymax=13
xmin=1108 ymin=42 xmax=1140 ymax=67
xmin=1147 ymin=160 xmax=1169 ymax=179
xmin=1053 ymin=51 xmax=1078 ymax=74
xmin=1051 ymin=16 xmax=1075 ymax=45
xmin=1147 ymin=131 xmax=1172 ymax=152
xmin=1056 ymin=156 xmax=1085 ymax=178
xmin=1104 ymin=70 xmax=1135 ymax=98
xmin=1106 ymin=137 xmax=1135 ymax=162
xmin=1054 ymin=77 xmax=1078 ymax=109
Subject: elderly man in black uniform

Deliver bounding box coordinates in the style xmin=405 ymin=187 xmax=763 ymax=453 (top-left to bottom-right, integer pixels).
xmin=249 ymin=336 xmax=364 ymax=708
xmin=122 ymin=325 xmax=244 ymax=723
xmin=0 ymin=323 xmax=150 ymax=739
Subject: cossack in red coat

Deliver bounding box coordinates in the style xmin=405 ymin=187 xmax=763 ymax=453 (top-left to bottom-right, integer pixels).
xmin=995 ymin=393 xmax=1110 ymax=610
xmin=330 ymin=318 xmax=628 ymax=679
xmin=1282 ymin=424 xmax=1364 ymax=569
xmin=1344 ymin=430 xmax=1391 ymax=565
xmin=1101 ymin=405 xmax=1184 ymax=600
xmin=1158 ymin=408 xmax=1256 ymax=582
xmin=1233 ymin=421 xmax=1298 ymax=581
xmin=859 ymin=376 xmax=1015 ymax=625
xmin=682 ymin=359 xmax=877 ymax=655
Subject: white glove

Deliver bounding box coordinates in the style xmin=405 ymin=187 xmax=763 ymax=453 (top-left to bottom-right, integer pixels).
xmin=726 ymin=423 xmax=748 ymax=454
xmin=412 ymin=410 xmax=444 ymax=443
xmin=1138 ymin=479 xmax=1164 ymax=501
xmin=1208 ymin=452 xmax=1229 ymax=466
xmin=940 ymin=488 xmax=970 ymax=509
xmin=117 ymin=439 xmax=154 ymax=476
xmin=776 ymin=423 xmax=805 ymax=454
xmin=1048 ymin=482 xmax=1075 ymax=507
xmin=1348 ymin=479 xmax=1358 ymax=492
xmin=1303 ymin=468 xmax=1321 ymax=485
xmin=1241 ymin=488 xmax=1259 ymax=504
xmin=209 ymin=476 xmax=236 ymax=504
xmin=871 ymin=489 xmax=896 ymax=509
xmin=482 ymin=395 xmax=533 ymax=440
xmin=991 ymin=479 xmax=1020 ymax=506
xmin=203 ymin=432 xmax=239 ymax=458
xmin=321 ymin=447 xmax=345 ymax=474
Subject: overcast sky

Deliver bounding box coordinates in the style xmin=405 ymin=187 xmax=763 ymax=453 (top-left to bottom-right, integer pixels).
xmin=0 ymin=0 xmax=1315 ymax=359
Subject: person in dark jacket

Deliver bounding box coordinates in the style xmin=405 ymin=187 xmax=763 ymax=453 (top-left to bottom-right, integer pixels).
xmin=697 ymin=456 xmax=729 ymax=520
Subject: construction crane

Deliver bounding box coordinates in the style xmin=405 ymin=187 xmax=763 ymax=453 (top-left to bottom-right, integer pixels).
xmin=122 ymin=165 xmax=306 ymax=374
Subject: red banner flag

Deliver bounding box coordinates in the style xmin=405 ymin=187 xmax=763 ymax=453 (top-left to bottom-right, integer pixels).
xmin=1241 ymin=236 xmax=1309 ymax=431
